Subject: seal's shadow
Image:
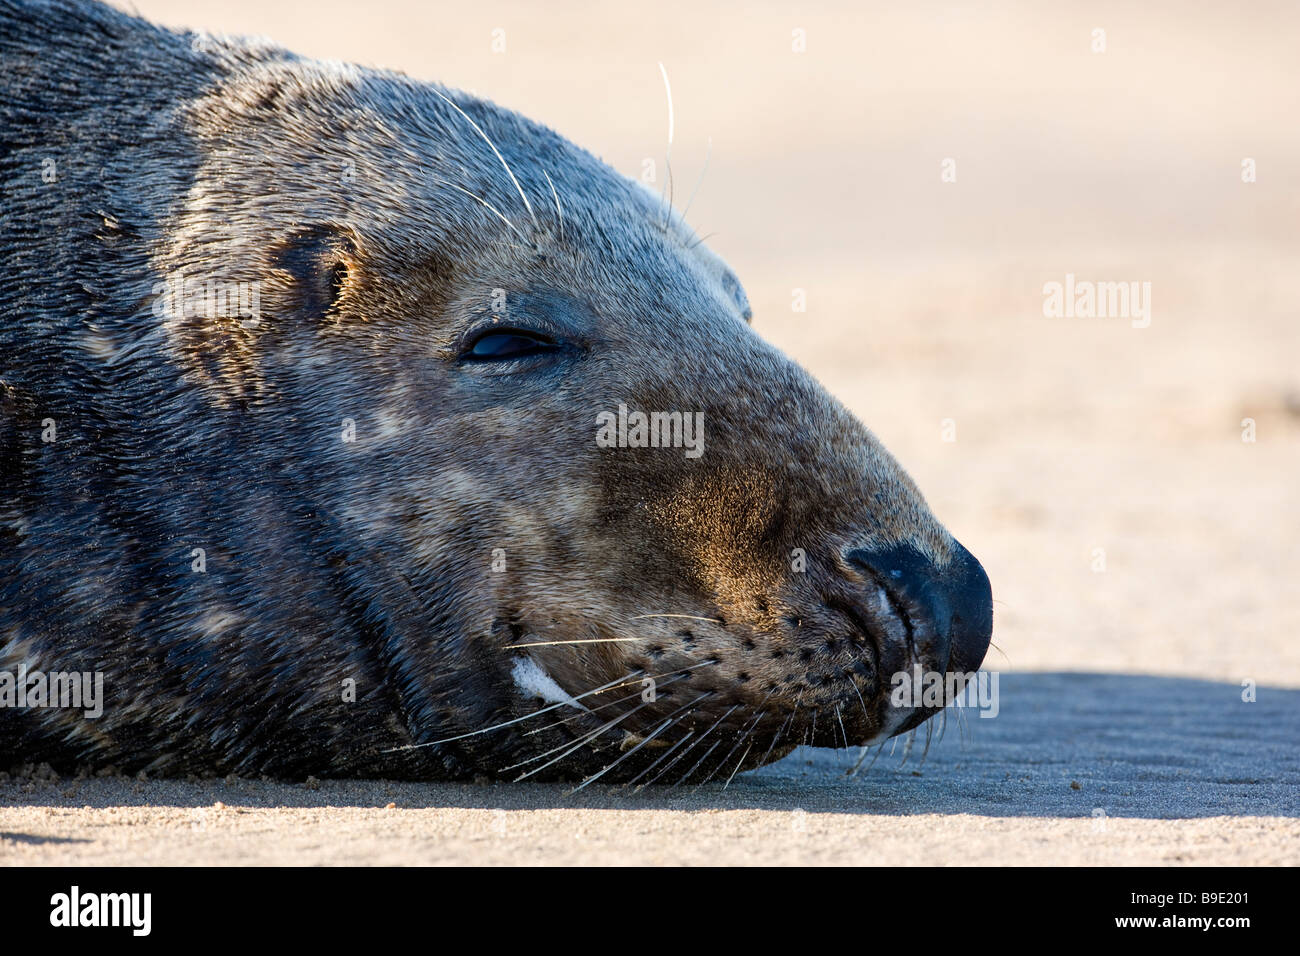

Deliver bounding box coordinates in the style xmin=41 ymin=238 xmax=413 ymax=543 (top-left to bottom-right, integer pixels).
xmin=6 ymin=673 xmax=1293 ymax=820
xmin=373 ymin=671 xmax=1298 ymax=819
xmin=742 ymin=671 xmax=1300 ymax=819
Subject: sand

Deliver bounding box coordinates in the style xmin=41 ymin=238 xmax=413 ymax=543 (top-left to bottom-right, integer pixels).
xmin=2 ymin=0 xmax=1297 ymax=865
xmin=3 ymin=673 xmax=1298 ymax=865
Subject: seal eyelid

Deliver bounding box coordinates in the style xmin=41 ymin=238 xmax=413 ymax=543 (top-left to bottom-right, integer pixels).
xmin=460 ymin=326 xmax=563 ymax=362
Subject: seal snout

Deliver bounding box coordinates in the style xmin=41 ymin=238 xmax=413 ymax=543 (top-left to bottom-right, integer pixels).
xmin=844 ymin=539 xmax=993 ymax=689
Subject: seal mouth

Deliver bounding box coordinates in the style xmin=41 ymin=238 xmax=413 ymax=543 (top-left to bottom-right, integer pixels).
xmin=483 ymin=609 xmax=899 ymax=784
xmin=421 ymin=536 xmax=992 ymax=786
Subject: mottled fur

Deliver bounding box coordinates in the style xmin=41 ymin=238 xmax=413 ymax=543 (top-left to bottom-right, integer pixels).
xmin=0 ymin=0 xmax=988 ymax=780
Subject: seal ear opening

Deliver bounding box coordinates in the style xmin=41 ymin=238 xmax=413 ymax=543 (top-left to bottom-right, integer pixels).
xmin=266 ymin=223 xmax=361 ymax=322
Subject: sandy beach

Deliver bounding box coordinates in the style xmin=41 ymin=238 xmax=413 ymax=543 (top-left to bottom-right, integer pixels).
xmin=2 ymin=0 xmax=1297 ymax=865
xmin=3 ymin=673 xmax=1298 ymax=865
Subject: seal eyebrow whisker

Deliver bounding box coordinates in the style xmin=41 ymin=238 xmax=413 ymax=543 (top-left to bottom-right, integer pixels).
xmin=434 ymin=178 xmax=525 ymax=240
xmin=656 ymin=61 xmax=675 ymax=231
xmin=429 ymin=87 xmax=540 ymax=233
xmin=542 ymin=169 xmax=564 ymax=244
xmin=685 ymin=231 xmax=717 ymax=251
xmin=679 ymin=135 xmax=711 ymax=228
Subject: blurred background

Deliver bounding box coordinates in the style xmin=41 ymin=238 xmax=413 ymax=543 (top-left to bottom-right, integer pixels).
xmin=134 ymin=0 xmax=1300 ymax=687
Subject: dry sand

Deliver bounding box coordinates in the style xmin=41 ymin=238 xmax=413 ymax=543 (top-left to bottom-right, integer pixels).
xmin=3 ymin=0 xmax=1298 ymax=864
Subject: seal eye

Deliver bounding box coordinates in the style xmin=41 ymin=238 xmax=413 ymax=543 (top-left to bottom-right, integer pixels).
xmin=464 ymin=329 xmax=558 ymax=361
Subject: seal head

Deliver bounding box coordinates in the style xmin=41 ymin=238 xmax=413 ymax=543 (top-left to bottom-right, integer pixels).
xmin=0 ymin=0 xmax=991 ymax=781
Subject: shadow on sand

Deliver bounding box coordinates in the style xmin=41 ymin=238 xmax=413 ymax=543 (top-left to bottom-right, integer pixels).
xmin=3 ymin=673 xmax=1296 ymax=820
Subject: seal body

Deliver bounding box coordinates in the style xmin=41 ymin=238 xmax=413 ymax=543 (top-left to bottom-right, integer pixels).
xmin=0 ymin=0 xmax=992 ymax=781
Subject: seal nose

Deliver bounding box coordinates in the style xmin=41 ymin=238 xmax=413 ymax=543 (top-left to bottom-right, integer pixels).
xmin=844 ymin=540 xmax=992 ymax=674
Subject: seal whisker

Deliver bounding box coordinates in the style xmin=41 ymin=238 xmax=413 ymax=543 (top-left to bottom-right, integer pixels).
xmin=695 ymin=688 xmax=778 ymax=786
xmin=848 ymin=741 xmax=887 ymax=777
xmin=957 ymin=698 xmax=972 ymax=747
xmin=385 ymin=669 xmax=642 ymax=751
xmin=703 ymin=712 xmax=763 ymax=789
xmin=722 ymin=740 xmax=754 ymax=789
xmin=679 ymin=136 xmax=712 ymax=229
xmin=522 ymin=667 xmax=705 ymax=736
xmin=507 ymin=700 xmax=651 ymax=778
xmin=648 ymin=704 xmax=738 ymax=788
xmin=670 ymin=739 xmax=722 ymax=789
xmin=898 ymin=727 xmax=917 ymax=767
xmin=756 ymin=703 xmax=798 ymax=771
xmin=846 ymin=675 xmax=870 ymax=725
xmin=505 ymin=636 xmax=644 ymax=649
xmin=542 ymin=169 xmax=564 ymax=244
xmin=628 ymin=728 xmax=695 ymax=791
xmin=571 ymin=690 xmax=719 ymax=793
xmin=988 ymin=640 xmax=1013 ymax=669
xmin=656 ymin=61 xmax=675 ymax=230
xmin=568 ymin=716 xmax=677 ymax=793
xmin=629 ymin=613 xmax=725 ymax=625
xmin=434 ymin=178 xmax=525 ymax=239
xmin=429 ymin=87 xmax=539 ymax=233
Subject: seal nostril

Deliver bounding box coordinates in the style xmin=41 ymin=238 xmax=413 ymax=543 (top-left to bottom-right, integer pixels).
xmin=843 ymin=540 xmax=993 ymax=674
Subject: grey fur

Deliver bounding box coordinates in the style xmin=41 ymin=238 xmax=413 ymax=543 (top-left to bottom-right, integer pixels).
xmin=0 ymin=0 xmax=990 ymax=780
